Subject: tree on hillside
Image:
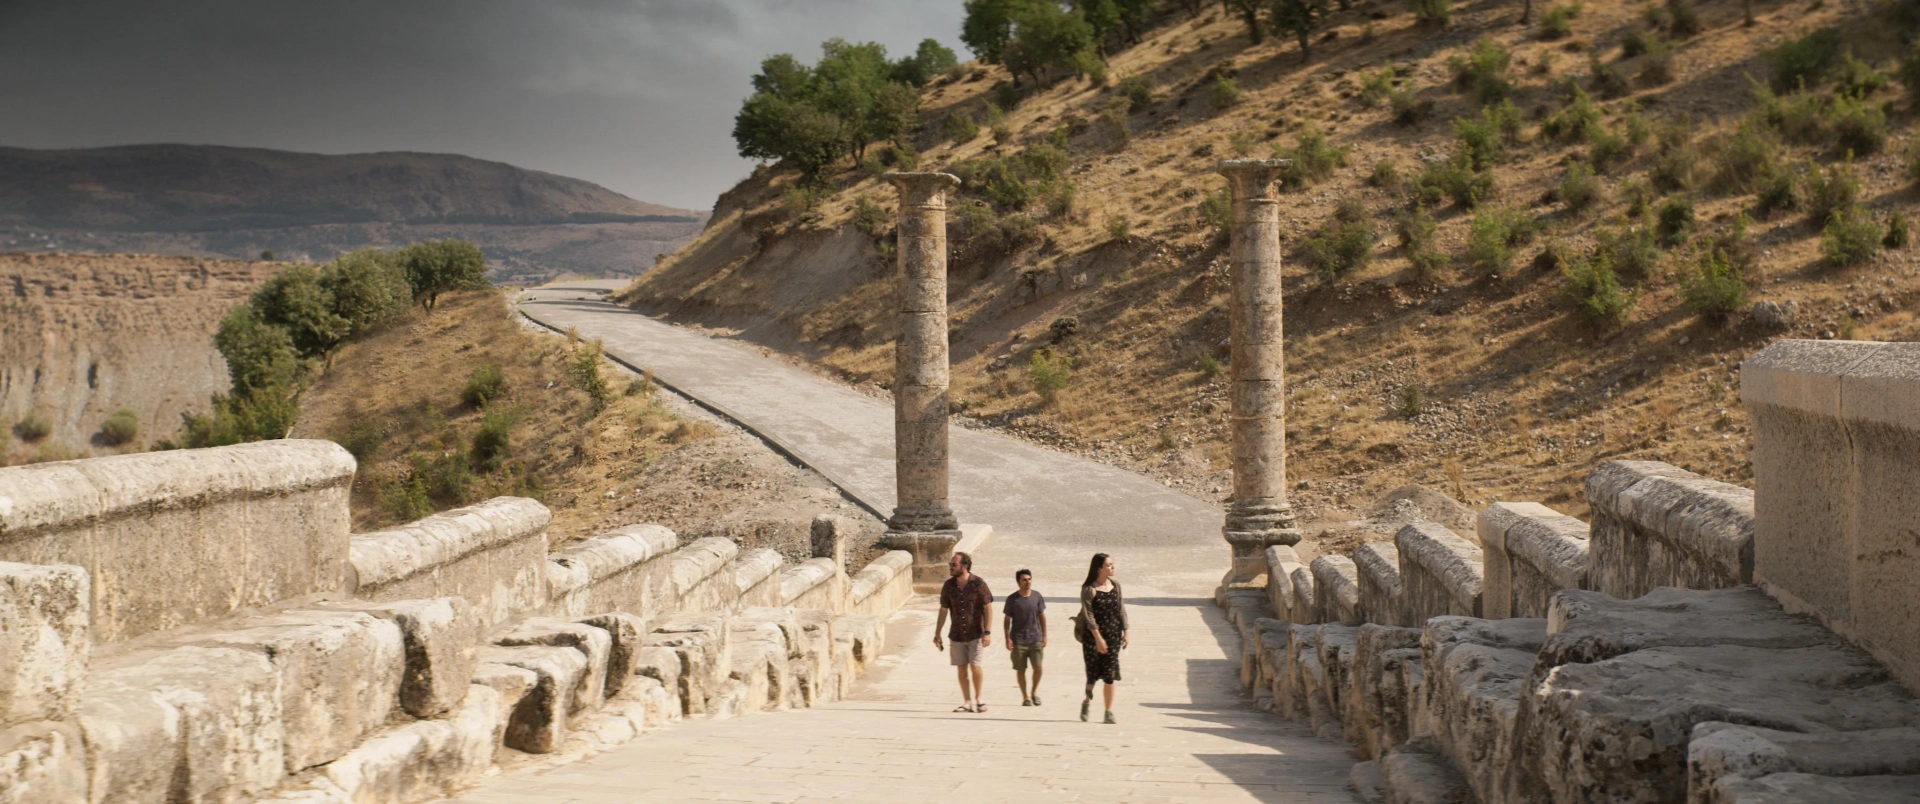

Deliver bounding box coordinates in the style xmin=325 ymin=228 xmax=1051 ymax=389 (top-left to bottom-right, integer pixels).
xmin=963 ymin=0 xmax=1023 ymax=66
xmin=214 ymin=306 xmax=301 ymax=397
xmin=321 ymin=249 xmax=413 ymax=336
xmin=1075 ymin=0 xmax=1123 ymax=51
xmin=1004 ymin=1 xmax=1099 ymax=85
xmin=892 ymin=38 xmax=960 ymax=85
xmin=249 ymin=265 xmax=349 ymax=360
xmin=1113 ymin=0 xmax=1160 ymax=43
xmin=1226 ymin=0 xmax=1266 ymax=43
xmin=731 ymin=39 xmax=933 ymax=177
xmin=400 ymin=239 xmax=489 ymax=312
xmin=1270 ymin=0 xmax=1332 ymax=61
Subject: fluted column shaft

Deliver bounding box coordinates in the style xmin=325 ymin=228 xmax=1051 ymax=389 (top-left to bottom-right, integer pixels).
xmin=1217 ymin=159 xmax=1301 ymax=588
xmin=884 ymin=172 xmax=962 ymax=536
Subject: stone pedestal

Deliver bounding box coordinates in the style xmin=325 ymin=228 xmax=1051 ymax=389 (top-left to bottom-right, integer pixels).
xmin=1217 ymin=159 xmax=1302 ymax=589
xmin=877 ymin=531 xmax=962 ymax=591
xmin=882 ymin=172 xmax=963 ymax=574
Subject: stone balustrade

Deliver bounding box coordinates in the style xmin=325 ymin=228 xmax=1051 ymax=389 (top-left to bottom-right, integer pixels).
xmin=1395 ymin=522 xmax=1484 ymax=621
xmin=351 ymin=496 xmax=552 ymax=627
xmin=1585 ymin=460 xmax=1754 ymax=600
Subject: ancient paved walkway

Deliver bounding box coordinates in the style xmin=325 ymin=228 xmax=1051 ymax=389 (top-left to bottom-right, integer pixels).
xmin=438 ymin=282 xmax=1358 ymax=802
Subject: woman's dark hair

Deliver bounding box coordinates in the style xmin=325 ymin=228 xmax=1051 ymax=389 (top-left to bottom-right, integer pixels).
xmin=1082 ymin=553 xmax=1110 ymax=589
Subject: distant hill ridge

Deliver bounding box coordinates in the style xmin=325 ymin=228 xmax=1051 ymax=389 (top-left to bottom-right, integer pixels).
xmin=0 ymin=144 xmax=702 ymax=231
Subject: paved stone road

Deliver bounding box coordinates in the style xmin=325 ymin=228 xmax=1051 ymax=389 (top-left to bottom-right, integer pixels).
xmin=438 ymin=283 xmax=1358 ymax=802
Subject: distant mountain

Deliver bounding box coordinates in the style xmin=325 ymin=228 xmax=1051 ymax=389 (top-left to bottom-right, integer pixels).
xmin=0 ymin=145 xmax=707 ymax=282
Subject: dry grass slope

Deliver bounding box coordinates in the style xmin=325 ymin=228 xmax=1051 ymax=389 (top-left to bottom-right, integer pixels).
xmin=625 ymin=0 xmax=1920 ymax=522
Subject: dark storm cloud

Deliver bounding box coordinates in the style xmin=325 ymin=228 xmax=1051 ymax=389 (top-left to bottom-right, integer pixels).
xmin=0 ymin=0 xmax=966 ymax=209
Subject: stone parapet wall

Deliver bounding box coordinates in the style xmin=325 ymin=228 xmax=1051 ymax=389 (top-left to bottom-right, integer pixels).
xmin=0 ymin=439 xmax=355 ymax=644
xmin=778 ymin=558 xmax=842 ymax=612
xmin=1352 ymin=542 xmax=1405 ymax=628
xmin=733 ymin=548 xmax=786 ymax=610
xmin=1262 ymin=545 xmax=1305 ymax=623
xmin=1743 ymin=339 xmax=1920 ymax=693
xmin=848 ymin=551 xmax=913 ymax=618
xmin=1585 ymin=460 xmax=1754 ymax=600
xmin=1394 ymin=523 xmax=1483 ymax=621
xmin=544 ymin=524 xmax=679 ymax=622
xmin=1478 ymin=502 xmax=1589 ymax=620
xmin=667 ymin=538 xmax=741 ymax=615
xmin=351 ymin=496 xmax=552 ymax=627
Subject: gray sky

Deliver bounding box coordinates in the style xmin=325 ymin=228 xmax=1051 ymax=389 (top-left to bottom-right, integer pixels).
xmin=0 ymin=0 xmax=968 ymax=210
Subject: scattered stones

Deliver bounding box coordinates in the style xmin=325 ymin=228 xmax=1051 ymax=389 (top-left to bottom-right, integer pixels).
xmin=1750 ymin=299 xmax=1798 ymax=329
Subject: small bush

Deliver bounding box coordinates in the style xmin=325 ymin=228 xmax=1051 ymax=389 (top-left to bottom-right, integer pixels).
xmin=1710 ymin=123 xmax=1783 ymax=194
xmin=1416 ymin=154 xmax=1497 ymax=208
xmin=1655 ymin=196 xmax=1696 ymax=246
xmin=1902 ymin=41 xmax=1920 ymax=100
xmin=991 ymin=124 xmax=1015 ymax=146
xmin=1048 ymin=316 xmax=1080 ymax=342
xmin=1277 ymin=127 xmax=1348 ymax=186
xmin=1754 ymin=86 xmax=1826 ymax=145
xmin=783 ymin=185 xmax=822 ymax=216
xmin=1834 ymin=52 xmax=1889 ymax=98
xmin=1198 ymin=351 xmax=1226 ymax=380
xmin=1368 ymin=160 xmax=1403 ymax=190
xmin=1028 ymin=350 xmax=1074 ymax=404
xmin=462 ymin=365 xmax=507 ymax=407
xmin=335 ymin=421 xmax=385 ymax=461
xmin=1591 ymin=128 xmax=1631 ymax=172
xmin=1563 ymin=256 xmax=1633 ymax=324
xmin=1211 ymin=75 xmax=1242 ymax=111
xmin=11 ymin=413 xmax=50 ymax=443
xmin=98 ymin=408 xmax=139 ymax=446
xmin=1335 ymin=197 xmax=1367 ymax=223
xmin=1622 ymin=30 xmax=1653 ymax=59
xmin=1359 ymin=68 xmax=1395 ymax=108
xmin=852 ymin=196 xmax=890 ymax=237
xmin=1620 ymin=179 xmax=1655 ymax=219
xmin=1637 ymin=39 xmax=1676 ymax=87
xmin=1539 ymin=4 xmax=1579 ymax=40
xmin=1397 ymin=208 xmax=1447 ymax=278
xmin=1886 ymin=212 xmax=1911 ymax=249
xmin=1449 ymin=37 xmax=1514 ymax=105
xmin=1391 ymin=85 xmax=1436 ymax=125
xmin=1398 ymin=385 xmax=1424 ymax=419
xmin=470 ymin=408 xmax=514 ymax=472
xmin=1681 ymin=247 xmax=1748 ymax=321
xmin=1410 ymin=0 xmax=1450 ymax=27
xmin=1542 ymin=85 xmax=1601 ymax=142
xmin=1665 ymin=0 xmax=1701 ymax=38
xmin=1597 ymin=224 xmax=1662 ymax=282
xmin=1229 ymin=130 xmax=1259 ymax=157
xmin=1769 ymin=28 xmax=1842 ymax=92
xmin=1806 ymin=159 xmax=1862 ymax=224
xmin=1467 ymin=206 xmax=1538 ymax=277
xmin=1106 ymin=214 xmax=1132 ymax=241
xmin=1100 ymin=104 xmax=1131 ymax=147
xmin=1453 ymin=114 xmax=1503 ymax=170
xmin=942 ymin=112 xmax=980 ymax=142
xmin=1590 ymin=54 xmax=1632 ymax=99
xmin=1623 ymin=107 xmax=1653 ymax=147
xmin=1560 ymin=161 xmax=1601 ymax=211
xmin=1830 ymin=94 xmax=1888 ymax=155
xmin=1821 ymin=208 xmax=1883 ymax=266
xmin=1198 ymin=188 xmax=1231 ymax=241
xmin=1119 ymin=75 xmax=1154 ymax=112
xmin=568 ymin=348 xmax=611 ymax=411
xmin=1300 ymin=218 xmax=1379 ymax=279
xmin=1756 ymin=171 xmax=1799 ymax=217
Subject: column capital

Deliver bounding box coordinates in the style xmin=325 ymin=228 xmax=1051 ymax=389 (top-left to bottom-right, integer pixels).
xmin=884 ymin=172 xmax=962 ymax=208
xmin=1216 ymin=159 xmax=1292 ymax=201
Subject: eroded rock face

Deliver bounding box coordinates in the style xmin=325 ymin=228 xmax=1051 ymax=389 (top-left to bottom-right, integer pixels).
xmin=1687 ymin=723 xmax=1920 ymax=804
xmin=320 ymin=685 xmax=500 ymax=804
xmin=83 ymin=645 xmax=286 ymax=804
xmin=644 ymin=613 xmax=733 ymax=715
xmin=0 ymin=562 xmax=88 ymax=731
xmin=351 ymin=597 xmax=484 ymax=720
xmin=0 ymin=721 xmax=88 ymax=804
xmin=580 ymin=612 xmax=645 ymax=698
xmin=1379 ymin=738 xmax=1474 ymax=804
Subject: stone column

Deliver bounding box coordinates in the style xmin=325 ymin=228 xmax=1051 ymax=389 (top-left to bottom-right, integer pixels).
xmin=880 ymin=172 xmax=963 ymax=589
xmin=1217 ymin=159 xmax=1302 ymax=589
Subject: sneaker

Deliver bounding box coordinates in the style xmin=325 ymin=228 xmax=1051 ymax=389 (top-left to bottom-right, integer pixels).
xmin=1103 ymin=710 xmax=1117 ymax=725
xmin=1080 ymin=697 xmax=1091 ymax=722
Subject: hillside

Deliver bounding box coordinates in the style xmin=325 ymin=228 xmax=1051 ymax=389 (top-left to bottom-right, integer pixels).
xmin=0 ymin=252 xmax=283 ymax=460
xmin=290 ymin=290 xmax=885 ymax=556
xmin=624 ymin=0 xmax=1920 ymax=524
xmin=0 ymin=145 xmax=707 ymax=283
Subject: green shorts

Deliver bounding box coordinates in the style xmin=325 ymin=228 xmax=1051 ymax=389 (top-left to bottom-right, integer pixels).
xmin=1010 ymin=642 xmax=1044 ymax=671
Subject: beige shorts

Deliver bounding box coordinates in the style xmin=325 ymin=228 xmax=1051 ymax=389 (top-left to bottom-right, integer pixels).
xmin=949 ymin=638 xmax=985 ymax=666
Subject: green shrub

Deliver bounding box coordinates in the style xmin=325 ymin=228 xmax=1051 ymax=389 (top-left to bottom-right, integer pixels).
xmin=1885 ymin=212 xmax=1910 ymax=249
xmin=1623 ymin=107 xmax=1653 ymax=147
xmin=1563 ymin=256 xmax=1633 ymax=324
xmin=1368 ymin=160 xmax=1403 ymax=190
xmin=1211 ymin=75 xmax=1242 ymax=111
xmin=1806 ymin=159 xmax=1862 ymax=224
xmin=1276 ymin=127 xmax=1348 ymax=186
xmin=1756 ymin=171 xmax=1799 ymax=216
xmin=1681 ymin=247 xmax=1749 ymax=321
xmin=1637 ymin=39 xmax=1676 ymax=87
xmin=1665 ymin=0 xmax=1701 ymax=37
xmin=470 ymin=408 xmax=514 ymax=472
xmin=942 ymin=112 xmax=981 ymax=142
xmin=1467 ymin=206 xmax=1538 ymax=277
xmin=1542 ymin=85 xmax=1601 ymax=141
xmin=1539 ymin=4 xmax=1579 ymax=40
xmin=335 ymin=421 xmax=386 ymax=461
xmin=1590 ymin=54 xmax=1631 ymax=99
xmin=1028 ymin=350 xmax=1074 ymax=403
xmin=1622 ymin=29 xmax=1653 ymax=59
xmin=1655 ymin=196 xmax=1696 ymax=246
xmin=1398 ymin=385 xmax=1424 ymax=419
xmin=12 ymin=413 xmax=51 ymax=443
xmin=1300 ymin=219 xmax=1379 ymax=279
xmin=1769 ymin=28 xmax=1842 ymax=92
xmin=1106 ymin=214 xmax=1132 ymax=241
xmin=1710 ymin=123 xmax=1783 ymax=194
xmin=1830 ymin=94 xmax=1888 ymax=155
xmin=853 ymin=196 xmax=890 ymax=237
xmin=1359 ymin=68 xmax=1395 ymax=108
xmin=1410 ymin=0 xmax=1450 ymax=26
xmin=568 ymin=347 xmax=611 ymax=411
xmin=1621 ymin=178 xmax=1655 ymax=219
xmin=1396 ymin=208 xmax=1448 ymax=278
xmin=179 ymin=388 xmax=301 ymax=448
xmin=1835 ymin=52 xmax=1890 ymax=98
xmin=1821 ymin=208 xmax=1883 ymax=266
xmin=1198 ymin=188 xmax=1231 ymax=241
xmin=1452 ymin=114 xmax=1503 ymax=170
xmin=1416 ymin=154 xmax=1497 ymax=208
xmin=1448 ymin=37 xmax=1514 ymax=105
xmin=1597 ymin=223 xmax=1662 ymax=282
xmin=783 ymin=185 xmax=822 ymax=216
xmin=462 ymin=365 xmax=507 ymax=408
xmin=1755 ymin=86 xmax=1827 ymax=145
xmin=1559 ymin=162 xmax=1601 ymax=211
xmin=1119 ymin=75 xmax=1154 ymax=112
xmin=1391 ymin=85 xmax=1435 ymax=125
xmin=1590 ymin=127 xmax=1631 ymax=172
xmin=1902 ymin=40 xmax=1920 ymax=100
xmin=99 ymin=408 xmax=139 ymax=446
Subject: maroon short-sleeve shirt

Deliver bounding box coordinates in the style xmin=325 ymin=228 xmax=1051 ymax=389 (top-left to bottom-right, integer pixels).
xmin=939 ymin=575 xmax=992 ymax=641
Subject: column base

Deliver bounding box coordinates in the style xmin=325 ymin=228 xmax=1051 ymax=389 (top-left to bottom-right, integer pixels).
xmin=1221 ymin=526 xmax=1303 ymax=590
xmin=887 ymin=506 xmax=958 ymax=533
xmin=879 ymin=529 xmax=963 ymax=593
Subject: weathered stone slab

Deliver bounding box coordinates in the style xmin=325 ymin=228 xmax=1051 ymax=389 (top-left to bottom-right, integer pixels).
xmin=469 ymin=662 xmax=535 ymax=745
xmin=632 ymin=646 xmax=683 ymax=708
xmin=0 ymin=562 xmax=87 ymax=729
xmin=1379 ymin=738 xmax=1474 ymax=804
xmin=85 ymin=644 xmax=285 ymax=804
xmin=192 ymin=610 xmax=403 ymax=773
xmin=1422 ymin=616 xmax=1547 ymax=804
xmin=1688 ymin=723 xmax=1920 ymax=804
xmin=1709 ymin=772 xmax=1920 ymax=803
xmin=1350 ymin=624 xmax=1423 ymax=760
xmin=669 ymin=537 xmax=740 ymax=614
xmin=1303 ymin=624 xmax=1356 ymax=740
xmin=321 ymin=684 xmax=499 ymax=804
xmin=343 ymin=597 xmax=483 ymax=719
xmin=624 ymin=676 xmax=680 ymax=728
xmin=74 ymin=681 xmax=176 ymax=804
xmin=1279 ymin=623 xmax=1320 ymax=721
xmin=1264 ymin=545 xmax=1305 ymax=622
xmin=544 ymin=523 xmax=678 ymax=620
xmin=0 ymin=721 xmax=88 ymax=804
xmin=733 ymin=548 xmax=786 ymax=609
xmin=832 ymin=614 xmax=883 ymax=669
xmin=777 ymin=558 xmax=840 ymax=612
xmin=0 ymin=440 xmax=354 ymax=644
xmin=580 ymin=611 xmax=645 ymax=698
xmin=1396 ymin=523 xmax=1483 ymax=622
xmin=848 ymin=551 xmax=912 ymax=618
xmin=1353 ymin=542 xmax=1405 ymax=627
xmin=1311 ymin=555 xmax=1362 ymax=626
xmin=1585 ymin=460 xmax=1753 ymax=600
xmin=1743 ymin=339 xmax=1920 ymax=693
xmin=481 ymin=645 xmax=586 ymax=754
xmin=1540 ymin=586 xmax=1836 ymax=669
xmin=1287 ymin=565 xmax=1317 ymax=625
xmin=645 ymin=613 xmax=732 ymax=715
xmin=351 ymin=496 xmax=551 ymax=627
xmin=495 ymin=618 xmax=612 ymax=713
xmin=790 ymin=609 xmax=838 ymax=707
xmin=1504 ymin=509 xmax=1589 ymax=619
xmin=705 ymin=678 xmax=751 ymax=720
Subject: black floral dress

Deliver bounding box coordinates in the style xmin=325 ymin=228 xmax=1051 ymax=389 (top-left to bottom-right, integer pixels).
xmin=1081 ymin=584 xmax=1127 ymax=684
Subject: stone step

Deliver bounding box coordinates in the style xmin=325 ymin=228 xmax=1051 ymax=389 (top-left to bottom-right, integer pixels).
xmin=1378 ymin=738 xmax=1474 ymax=804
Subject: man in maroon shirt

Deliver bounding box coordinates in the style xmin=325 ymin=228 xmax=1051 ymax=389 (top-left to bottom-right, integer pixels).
xmin=934 ymin=551 xmax=993 ymax=713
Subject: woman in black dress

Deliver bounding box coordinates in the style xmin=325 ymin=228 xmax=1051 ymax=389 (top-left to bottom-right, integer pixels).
xmin=1078 ymin=552 xmax=1129 ymax=724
